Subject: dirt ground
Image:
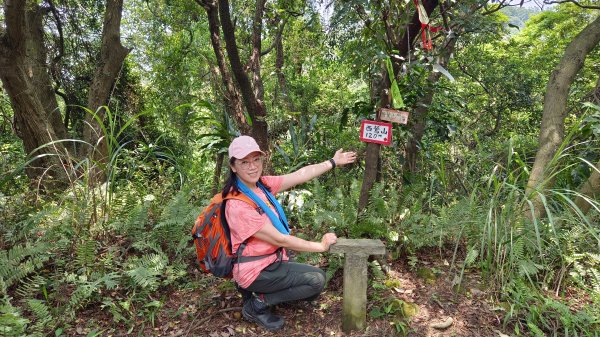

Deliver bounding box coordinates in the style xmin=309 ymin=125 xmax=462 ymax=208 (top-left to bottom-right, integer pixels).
xmin=70 ymin=254 xmax=512 ymax=337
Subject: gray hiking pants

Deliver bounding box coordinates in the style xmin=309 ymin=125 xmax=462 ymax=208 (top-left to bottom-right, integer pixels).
xmin=243 ymin=261 xmax=326 ymax=306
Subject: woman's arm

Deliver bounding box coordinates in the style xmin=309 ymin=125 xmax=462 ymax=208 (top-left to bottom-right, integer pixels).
xmin=279 ymin=149 xmax=357 ymax=191
xmin=253 ymin=222 xmax=337 ymax=253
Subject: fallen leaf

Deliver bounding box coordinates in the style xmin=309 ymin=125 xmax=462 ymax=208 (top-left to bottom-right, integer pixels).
xmin=402 ymin=302 xmax=419 ymax=317
xmin=470 ymin=288 xmax=485 ymax=297
xmin=494 ymin=330 xmax=511 ymax=337
xmin=431 ymin=317 xmax=454 ymax=329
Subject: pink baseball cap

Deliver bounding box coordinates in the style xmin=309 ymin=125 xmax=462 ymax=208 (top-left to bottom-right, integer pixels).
xmin=228 ymin=135 xmax=265 ymax=159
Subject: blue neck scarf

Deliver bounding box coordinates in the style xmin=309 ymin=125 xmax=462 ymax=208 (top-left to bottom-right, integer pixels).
xmin=235 ymin=177 xmax=290 ymax=235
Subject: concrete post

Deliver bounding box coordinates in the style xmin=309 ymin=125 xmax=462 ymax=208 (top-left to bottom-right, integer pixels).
xmin=330 ymin=238 xmax=385 ymax=332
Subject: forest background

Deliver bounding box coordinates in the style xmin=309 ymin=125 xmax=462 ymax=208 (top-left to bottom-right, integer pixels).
xmin=1 ymin=0 xmax=599 ymax=336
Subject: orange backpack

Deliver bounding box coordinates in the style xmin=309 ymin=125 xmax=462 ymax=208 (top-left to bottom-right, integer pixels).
xmin=191 ymin=193 xmax=273 ymax=278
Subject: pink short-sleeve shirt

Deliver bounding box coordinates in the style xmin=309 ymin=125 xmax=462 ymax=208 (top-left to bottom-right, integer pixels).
xmin=225 ymin=176 xmax=288 ymax=288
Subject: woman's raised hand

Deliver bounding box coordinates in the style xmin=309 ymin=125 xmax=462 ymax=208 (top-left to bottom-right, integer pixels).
xmin=332 ymin=149 xmax=357 ymax=167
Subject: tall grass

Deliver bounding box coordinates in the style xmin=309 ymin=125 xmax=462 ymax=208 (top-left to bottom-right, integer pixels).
xmin=421 ymin=129 xmax=600 ymax=335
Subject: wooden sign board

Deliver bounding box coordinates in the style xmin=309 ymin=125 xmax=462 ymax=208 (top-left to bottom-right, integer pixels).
xmin=360 ymin=120 xmax=392 ymax=146
xmin=380 ymin=108 xmax=409 ymax=124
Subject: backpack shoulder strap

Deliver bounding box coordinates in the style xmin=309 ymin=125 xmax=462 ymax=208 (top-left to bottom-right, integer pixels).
xmin=223 ymin=193 xmax=264 ymax=215
xmin=223 ymin=193 xmax=253 ymax=205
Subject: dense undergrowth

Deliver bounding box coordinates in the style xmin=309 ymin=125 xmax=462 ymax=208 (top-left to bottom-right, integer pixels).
xmin=1 ymin=112 xmax=599 ymax=336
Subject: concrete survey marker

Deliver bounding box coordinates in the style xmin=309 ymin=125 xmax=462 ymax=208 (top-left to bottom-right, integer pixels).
xmin=330 ymin=238 xmax=386 ymax=332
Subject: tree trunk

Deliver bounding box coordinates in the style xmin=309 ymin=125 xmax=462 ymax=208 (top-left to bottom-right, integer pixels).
xmin=573 ymin=73 xmax=600 ymax=214
xmin=358 ymin=0 xmax=440 ymax=213
xmin=82 ymin=0 xmax=130 ymax=183
xmin=248 ymin=0 xmax=266 ymax=104
xmin=358 ymin=74 xmax=390 ymax=214
xmin=0 ymin=0 xmax=68 ymax=186
xmin=218 ymin=0 xmax=269 ymax=150
xmin=211 ymin=152 xmax=226 ymax=195
xmin=358 ymin=143 xmax=383 ymax=214
xmin=524 ymin=15 xmax=600 ymax=219
xmin=404 ymin=37 xmax=457 ymax=174
xmin=198 ymin=0 xmax=250 ymax=135
xmin=574 ymin=159 xmax=600 ymax=215
xmin=275 ymin=18 xmax=295 ymax=113
xmin=26 ymin=6 xmax=66 ymax=140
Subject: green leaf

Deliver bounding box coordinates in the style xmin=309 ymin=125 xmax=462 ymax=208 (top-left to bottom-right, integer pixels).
xmin=369 ymin=307 xmax=385 ymax=318
xmin=385 ymin=57 xmax=404 ymax=108
xmin=86 ymin=329 xmax=103 ymax=337
xmin=243 ymin=110 xmax=253 ymax=127
xmin=274 ymin=145 xmax=291 ymax=166
xmin=290 ymin=124 xmax=298 ymax=154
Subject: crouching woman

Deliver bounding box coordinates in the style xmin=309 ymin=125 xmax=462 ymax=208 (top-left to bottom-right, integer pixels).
xmin=224 ymin=135 xmax=356 ymax=331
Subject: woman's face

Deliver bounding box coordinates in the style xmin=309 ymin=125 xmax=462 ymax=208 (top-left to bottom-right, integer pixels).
xmin=231 ymin=151 xmax=264 ymax=188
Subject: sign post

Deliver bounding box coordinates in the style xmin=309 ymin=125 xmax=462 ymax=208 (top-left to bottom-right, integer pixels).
xmin=380 ymin=108 xmax=409 ymax=124
xmin=359 ymin=120 xmax=392 ymax=146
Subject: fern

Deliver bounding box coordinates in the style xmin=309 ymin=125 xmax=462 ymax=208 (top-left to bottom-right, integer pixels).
xmin=324 ymin=255 xmax=343 ymax=285
xmin=464 ymin=248 xmax=479 ymax=267
xmin=130 ymin=240 xmax=163 ymax=254
xmin=27 ymin=299 xmax=54 ymax=333
xmin=0 ymin=243 xmax=50 ymax=288
xmin=152 ymin=190 xmax=197 ymax=255
xmin=0 ymin=297 xmax=30 ymax=337
xmin=518 ymin=259 xmax=541 ymax=278
xmin=67 ymin=283 xmax=95 ymax=315
xmin=310 ymin=180 xmax=358 ymax=235
xmin=125 ymin=253 xmax=169 ymax=290
xmin=110 ymin=203 xmax=149 ymax=235
xmin=75 ymin=240 xmax=97 ymax=272
xmin=96 ymin=272 xmax=120 ymax=290
xmin=568 ymin=252 xmax=600 ymax=292
xmin=15 ymin=275 xmax=47 ymax=299
xmin=157 ymin=189 xmax=196 ymax=229
xmin=60 ymin=271 xmax=121 ymax=320
xmin=510 ymin=237 xmax=525 ymax=272
xmin=0 ymin=278 xmax=6 ymax=297
xmin=2 ymin=208 xmax=51 ymax=246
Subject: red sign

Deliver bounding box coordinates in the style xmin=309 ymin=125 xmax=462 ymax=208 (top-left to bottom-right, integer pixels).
xmin=360 ymin=120 xmax=392 ymax=146
xmin=380 ymin=108 xmax=409 ymax=124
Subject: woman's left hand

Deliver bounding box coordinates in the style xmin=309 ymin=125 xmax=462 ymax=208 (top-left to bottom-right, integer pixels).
xmin=332 ymin=149 xmax=357 ymax=167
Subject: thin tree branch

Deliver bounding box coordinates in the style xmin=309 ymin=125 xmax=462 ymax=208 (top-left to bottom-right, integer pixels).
xmin=0 ymin=101 xmax=14 ymax=133
xmin=182 ymin=306 xmax=243 ymax=337
xmin=47 ymin=0 xmax=64 ymax=65
xmin=481 ymin=0 xmax=514 ymax=15
xmin=261 ymin=17 xmax=287 ymax=56
xmin=544 ymin=0 xmax=600 ymax=9
xmin=456 ymin=61 xmax=491 ymax=96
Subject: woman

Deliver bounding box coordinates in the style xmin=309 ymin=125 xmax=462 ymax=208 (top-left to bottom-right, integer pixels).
xmin=223 ymin=135 xmax=357 ymax=331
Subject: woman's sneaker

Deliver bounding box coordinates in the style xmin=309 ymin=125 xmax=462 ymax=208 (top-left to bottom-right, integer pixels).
xmin=242 ymin=295 xmax=284 ymax=331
